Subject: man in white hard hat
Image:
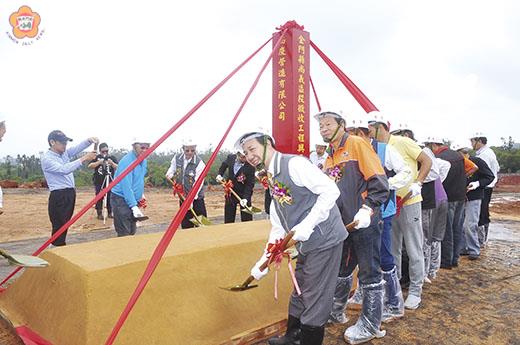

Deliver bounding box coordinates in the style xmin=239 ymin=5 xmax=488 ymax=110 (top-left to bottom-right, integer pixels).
xmin=111 ymin=138 xmax=149 ymax=237
xmin=422 ymin=137 xmax=466 ymax=270
xmin=0 ymin=116 xmax=6 ymax=215
xmin=309 ymin=141 xmax=328 ymax=170
xmin=368 ymin=112 xmax=432 ymax=310
xmin=41 ymin=130 xmax=99 ymax=246
xmin=236 ymin=131 xmax=346 ymax=345
xmin=317 ymin=111 xmax=389 ymax=344
xmin=165 ymin=139 xmax=207 ymax=228
xmin=348 ymin=114 xmax=412 ymax=323
xmin=216 ymin=150 xmax=255 ymax=223
xmin=470 ymin=132 xmax=500 ymax=247
xmin=453 ymin=143 xmax=494 ymax=260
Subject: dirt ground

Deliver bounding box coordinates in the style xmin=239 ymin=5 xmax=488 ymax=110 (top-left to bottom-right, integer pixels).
xmin=1 ymin=187 xmax=519 ymax=345
xmin=0 ymin=186 xmax=267 ymax=242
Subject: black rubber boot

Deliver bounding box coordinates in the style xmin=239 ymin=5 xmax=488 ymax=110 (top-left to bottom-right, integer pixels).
xmin=268 ymin=315 xmax=301 ymax=345
xmin=300 ymin=324 xmax=324 ymax=345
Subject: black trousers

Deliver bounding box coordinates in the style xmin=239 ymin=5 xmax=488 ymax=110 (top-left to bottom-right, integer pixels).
xmin=264 ymin=189 xmax=271 ymax=215
xmin=48 ymin=188 xmax=76 ymax=246
xmin=478 ymin=188 xmax=493 ymax=226
xmin=180 ymin=198 xmax=208 ymax=229
xmin=94 ymin=183 xmax=112 ymax=214
xmin=224 ymin=194 xmax=253 ymax=223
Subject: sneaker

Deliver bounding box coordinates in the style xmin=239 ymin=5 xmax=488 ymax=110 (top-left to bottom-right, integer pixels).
xmin=468 ymin=255 xmax=479 ymax=261
xmin=404 ymin=294 xmax=421 ymax=310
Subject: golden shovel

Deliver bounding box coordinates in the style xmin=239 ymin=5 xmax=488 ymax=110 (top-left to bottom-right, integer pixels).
xmin=219 ymin=179 xmax=262 ymax=215
xmin=0 ymin=249 xmax=49 ymax=268
xmin=166 ymin=177 xmax=212 ymax=227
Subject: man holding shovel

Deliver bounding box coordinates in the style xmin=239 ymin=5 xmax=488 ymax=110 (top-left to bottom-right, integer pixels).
xmin=317 ymin=111 xmax=389 ymax=344
xmin=216 ymin=151 xmax=255 ymax=223
xmin=236 ymin=131 xmax=346 ymax=345
xmin=111 ymin=138 xmax=149 ymax=237
xmin=165 ymin=139 xmax=208 ymax=229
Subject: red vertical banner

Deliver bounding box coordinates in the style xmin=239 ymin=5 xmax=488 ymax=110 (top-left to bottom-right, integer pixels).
xmin=272 ymin=21 xmax=310 ymax=156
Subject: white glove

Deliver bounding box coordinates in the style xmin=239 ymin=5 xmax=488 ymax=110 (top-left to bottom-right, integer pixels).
xmin=216 ymin=174 xmax=224 ymax=183
xmin=409 ymin=182 xmax=422 ymax=198
xmin=467 ymin=181 xmax=480 ymax=191
xmin=293 ymin=226 xmax=313 ymax=242
xmin=131 ymin=206 xmax=144 ymax=218
xmin=251 ymin=265 xmax=268 ymax=281
xmin=353 ymin=205 xmax=373 ymax=229
xmin=165 ymin=173 xmax=173 ymax=179
xmin=240 ymin=199 xmax=248 ymax=207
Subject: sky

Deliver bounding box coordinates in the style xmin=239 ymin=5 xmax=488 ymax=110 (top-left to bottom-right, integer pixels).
xmin=0 ymin=0 xmax=519 ymax=157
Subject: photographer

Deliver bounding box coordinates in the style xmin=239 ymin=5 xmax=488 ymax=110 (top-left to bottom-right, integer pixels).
xmin=88 ymin=142 xmax=118 ymax=220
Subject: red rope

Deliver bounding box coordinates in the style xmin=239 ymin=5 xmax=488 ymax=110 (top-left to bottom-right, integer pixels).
xmin=103 ymin=30 xmax=288 ymax=345
xmin=310 ymin=40 xmax=379 ymax=113
xmin=309 ymin=75 xmax=322 ymax=112
xmin=0 ymin=36 xmax=272 ymax=288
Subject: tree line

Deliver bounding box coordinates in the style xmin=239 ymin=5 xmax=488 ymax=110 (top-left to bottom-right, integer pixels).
xmin=1 ymin=140 xmax=520 ymax=187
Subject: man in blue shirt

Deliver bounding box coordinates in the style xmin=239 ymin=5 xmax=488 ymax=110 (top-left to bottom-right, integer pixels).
xmin=41 ymin=130 xmax=98 ymax=246
xmin=111 ymin=138 xmax=149 ymax=237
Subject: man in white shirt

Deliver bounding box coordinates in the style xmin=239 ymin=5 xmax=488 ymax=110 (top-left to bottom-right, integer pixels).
xmin=470 ymin=132 xmax=500 ymax=247
xmin=309 ymin=142 xmax=328 ymax=170
xmin=165 ymin=140 xmax=207 ymax=229
xmin=236 ymin=131 xmax=346 ymax=345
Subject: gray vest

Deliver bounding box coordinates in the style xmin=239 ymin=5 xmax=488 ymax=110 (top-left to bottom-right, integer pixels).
xmin=271 ymin=154 xmax=347 ymax=255
xmin=174 ymin=154 xmax=205 ymax=199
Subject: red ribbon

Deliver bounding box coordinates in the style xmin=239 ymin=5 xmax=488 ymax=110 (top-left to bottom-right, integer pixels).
xmin=172 ymin=182 xmax=185 ymax=198
xmin=137 ymin=198 xmax=147 ymax=209
xmin=266 ymin=239 xmax=301 ymax=300
xmin=223 ymin=180 xmax=234 ymax=199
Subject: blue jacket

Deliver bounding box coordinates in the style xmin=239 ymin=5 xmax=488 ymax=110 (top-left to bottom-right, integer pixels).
xmin=111 ymin=151 xmax=147 ymax=208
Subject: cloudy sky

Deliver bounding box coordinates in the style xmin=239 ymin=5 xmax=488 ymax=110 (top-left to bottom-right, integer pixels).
xmin=0 ymin=0 xmax=518 ymax=157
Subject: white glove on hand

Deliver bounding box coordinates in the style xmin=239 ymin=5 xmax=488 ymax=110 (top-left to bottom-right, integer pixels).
xmin=251 ymin=265 xmax=268 ymax=281
xmin=165 ymin=173 xmax=173 ymax=179
xmin=216 ymin=174 xmax=224 ymax=183
xmin=131 ymin=206 xmax=144 ymax=218
xmin=409 ymin=182 xmax=422 ymax=198
xmin=240 ymin=199 xmax=248 ymax=207
xmin=467 ymin=181 xmax=480 ymax=191
xmin=292 ymin=226 xmax=313 ymax=242
xmin=353 ymin=205 xmax=372 ymax=229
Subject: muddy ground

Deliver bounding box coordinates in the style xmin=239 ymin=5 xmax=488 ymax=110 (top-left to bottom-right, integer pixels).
xmin=0 ymin=188 xmax=519 ymax=345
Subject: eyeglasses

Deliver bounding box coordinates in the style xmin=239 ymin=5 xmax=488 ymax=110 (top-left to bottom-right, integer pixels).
xmin=100 ymin=150 xmax=109 ymax=154
xmin=140 ymin=145 xmax=150 ymax=150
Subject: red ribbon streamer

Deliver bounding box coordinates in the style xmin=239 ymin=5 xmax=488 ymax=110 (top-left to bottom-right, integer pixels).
xmin=267 ymin=239 xmax=301 ymax=300
xmin=0 ymin=36 xmax=272 ymax=289
xmin=172 ymin=182 xmax=185 ymax=198
xmin=310 ymin=40 xmax=379 ymax=113
xmin=223 ymin=180 xmax=234 ymax=199
xmin=309 ymin=75 xmax=322 ymax=112
xmin=104 ymin=30 xmax=288 ymax=345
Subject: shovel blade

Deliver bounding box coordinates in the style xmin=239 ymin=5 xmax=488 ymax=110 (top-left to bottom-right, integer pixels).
xmin=7 ymin=255 xmax=49 ymax=268
xmin=189 ymin=218 xmax=202 ymax=227
xmin=200 ymin=216 xmax=212 ymax=226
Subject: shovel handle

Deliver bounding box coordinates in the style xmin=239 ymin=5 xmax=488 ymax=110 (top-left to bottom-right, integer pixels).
xmin=166 ymin=177 xmax=202 ymax=221
xmin=241 ymin=275 xmax=255 ymax=288
xmin=220 ymin=180 xmax=257 ymax=214
xmin=345 ymin=220 xmax=359 ymax=233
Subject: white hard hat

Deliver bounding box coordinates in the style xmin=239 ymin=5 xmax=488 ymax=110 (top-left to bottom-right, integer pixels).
xmin=422 ymin=136 xmax=444 ymax=145
xmin=234 ymin=130 xmax=275 ymax=152
xmin=313 ymin=110 xmax=344 ymax=122
xmin=367 ymin=111 xmax=388 ymax=126
xmin=450 ymin=142 xmax=470 ymax=151
xmin=314 ymin=139 xmax=328 ymax=147
xmin=181 ymin=138 xmax=196 ymax=147
xmin=353 ymin=115 xmax=369 ymax=129
xmin=390 ymin=122 xmax=412 ymax=134
xmin=132 ymin=137 xmax=150 ymax=145
xmin=470 ymin=131 xmax=486 ymax=139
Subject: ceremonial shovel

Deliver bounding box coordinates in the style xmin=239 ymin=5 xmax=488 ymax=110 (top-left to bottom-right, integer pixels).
xmin=221 ymin=221 xmax=358 ymax=292
xmin=219 ymin=179 xmax=262 ymax=215
xmin=166 ymin=178 xmax=212 ymax=227
xmin=0 ymin=249 xmax=49 ymax=268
